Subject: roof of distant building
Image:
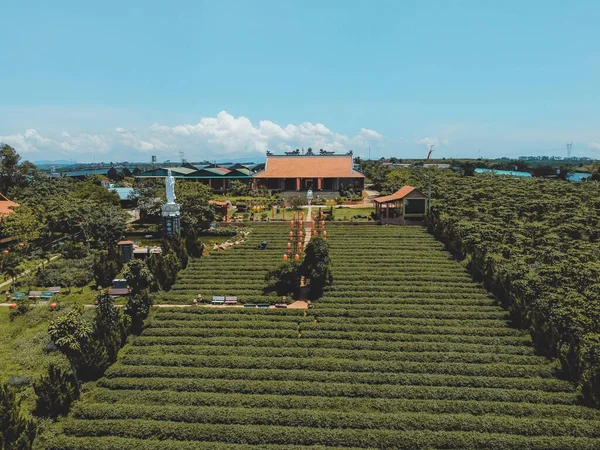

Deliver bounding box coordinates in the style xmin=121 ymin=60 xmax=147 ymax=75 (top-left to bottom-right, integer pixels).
xmin=475 ymin=168 xmax=532 ymax=178
xmin=0 ymin=194 xmax=19 ymax=217
xmin=374 ymin=186 xmax=425 ymax=203
xmin=254 ymin=155 xmax=363 ymax=179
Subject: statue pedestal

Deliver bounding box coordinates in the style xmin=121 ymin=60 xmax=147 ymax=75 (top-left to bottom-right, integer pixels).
xmin=161 ymin=203 xmax=181 ymax=237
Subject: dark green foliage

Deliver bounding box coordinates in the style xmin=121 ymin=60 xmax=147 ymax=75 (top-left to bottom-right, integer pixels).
xmin=264 ymin=261 xmax=301 ymax=296
xmin=123 ymin=260 xmax=155 ymax=297
xmin=60 ymin=242 xmax=89 ymax=260
xmin=33 ymin=364 xmax=78 ymax=419
xmin=162 ymin=237 xmax=189 ymax=270
xmin=184 ymin=231 xmax=203 ymax=257
xmin=227 ymin=180 xmax=250 ymax=196
xmin=300 ymin=237 xmax=331 ymax=300
xmin=0 ymin=383 xmax=36 ymax=450
xmin=427 ymin=173 xmax=600 ymax=406
xmin=48 ymin=296 xmax=129 ymax=383
xmin=125 ymin=292 xmax=152 ymax=334
xmin=175 ymin=181 xmax=215 ymax=232
xmin=9 ymin=297 xmax=33 ymax=321
xmin=93 ymin=246 xmax=123 ymax=288
xmin=36 ymin=255 xmax=95 ymax=288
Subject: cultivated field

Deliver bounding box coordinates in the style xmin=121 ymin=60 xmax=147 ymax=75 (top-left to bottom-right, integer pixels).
xmin=47 ymin=225 xmax=600 ymax=449
xmin=155 ymin=226 xmax=289 ymax=304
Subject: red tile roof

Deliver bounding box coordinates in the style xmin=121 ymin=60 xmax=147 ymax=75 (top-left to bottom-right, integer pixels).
xmin=373 ymin=186 xmax=424 ymax=203
xmin=254 ymin=156 xmax=364 ymax=179
xmin=0 ymin=197 xmax=19 ymax=217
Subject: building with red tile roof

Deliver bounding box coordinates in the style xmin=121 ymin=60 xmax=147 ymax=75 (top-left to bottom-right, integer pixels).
xmin=254 ymin=154 xmax=364 ymax=191
xmin=374 ymin=186 xmax=427 ymax=223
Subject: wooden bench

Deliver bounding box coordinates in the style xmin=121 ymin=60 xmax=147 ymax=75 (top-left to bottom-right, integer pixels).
xmin=224 ymin=296 xmax=238 ymax=305
xmin=48 ymin=286 xmax=61 ymax=294
xmin=28 ymin=291 xmax=42 ymax=299
xmin=275 ymin=303 xmax=288 ymax=309
xmin=243 ymin=303 xmax=257 ymax=308
xmin=109 ymin=288 xmax=130 ymax=296
xmin=212 ymin=296 xmax=225 ymax=305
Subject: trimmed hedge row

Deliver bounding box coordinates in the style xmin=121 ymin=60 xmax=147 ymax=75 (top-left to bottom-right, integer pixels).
xmin=119 ymin=349 xmax=551 ymax=368
xmin=132 ymin=332 xmax=533 ymax=348
xmin=46 ymin=436 xmax=361 ymax=450
xmin=118 ymin=354 xmax=555 ymax=376
xmin=61 ymin=420 xmax=600 ymax=449
xmin=105 ymin=365 xmax=573 ymax=392
xmin=97 ymin=377 xmax=576 ymax=404
xmin=71 ymin=404 xmax=600 ymax=437
xmin=88 ymin=388 xmax=600 ymax=419
xmin=126 ymin=339 xmax=537 ymax=357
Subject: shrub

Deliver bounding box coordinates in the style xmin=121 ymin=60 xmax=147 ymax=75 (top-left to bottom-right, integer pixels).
xmin=0 ymin=383 xmax=36 ymax=449
xmin=33 ymin=364 xmax=78 ymax=419
xmin=264 ymin=261 xmax=302 ymax=297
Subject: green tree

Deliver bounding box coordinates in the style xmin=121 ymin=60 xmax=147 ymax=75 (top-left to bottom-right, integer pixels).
xmin=289 ymin=195 xmax=305 ymax=210
xmin=175 ymin=181 xmax=215 ymax=232
xmin=33 ymin=364 xmax=78 ymax=419
xmin=133 ymin=178 xmax=164 ymax=221
xmin=300 ymin=237 xmax=331 ymax=300
xmin=48 ymin=309 xmax=93 ymax=383
xmin=264 ymin=260 xmax=302 ymax=297
xmin=0 ymin=383 xmax=36 ymax=449
xmin=228 ymin=180 xmax=250 ymax=196
xmin=92 ymin=246 xmax=123 ymax=288
xmin=123 ymin=259 xmax=154 ymax=296
xmin=0 ymin=144 xmax=31 ymax=195
xmin=2 ymin=206 xmax=42 ymax=253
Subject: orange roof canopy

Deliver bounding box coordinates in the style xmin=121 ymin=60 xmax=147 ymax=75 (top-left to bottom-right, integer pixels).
xmin=254 ymin=156 xmax=364 ymax=179
xmin=373 ymin=186 xmax=425 ymax=203
xmin=0 ymin=194 xmax=19 ymax=217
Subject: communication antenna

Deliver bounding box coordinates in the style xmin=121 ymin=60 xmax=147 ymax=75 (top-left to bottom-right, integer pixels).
xmin=567 ymin=142 xmax=572 ymax=159
xmin=179 ymin=150 xmax=185 ymax=165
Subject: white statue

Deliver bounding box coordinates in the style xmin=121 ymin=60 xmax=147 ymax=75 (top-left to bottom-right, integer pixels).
xmin=165 ymin=169 xmax=176 ymax=204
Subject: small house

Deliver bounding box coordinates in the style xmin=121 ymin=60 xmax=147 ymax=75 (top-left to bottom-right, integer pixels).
xmin=373 ymin=186 xmax=427 ymax=224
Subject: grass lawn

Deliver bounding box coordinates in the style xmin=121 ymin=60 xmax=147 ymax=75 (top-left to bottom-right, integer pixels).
xmin=0 ymin=306 xmax=71 ymax=413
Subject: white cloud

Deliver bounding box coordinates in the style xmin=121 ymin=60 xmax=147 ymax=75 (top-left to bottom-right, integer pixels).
xmin=359 ymin=128 xmax=383 ymax=140
xmin=415 ymin=137 xmax=449 ymax=147
xmin=0 ymin=110 xmax=385 ymax=161
xmin=589 ymin=142 xmax=600 ymax=150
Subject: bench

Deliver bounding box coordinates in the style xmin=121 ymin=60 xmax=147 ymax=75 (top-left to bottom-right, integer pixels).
xmin=256 ymin=303 xmax=271 ymax=308
xmin=41 ymin=291 xmax=55 ymax=300
xmin=109 ymin=288 xmax=130 ymax=296
xmin=48 ymin=286 xmax=61 ymax=294
xmin=244 ymin=303 xmax=257 ymax=308
xmin=275 ymin=303 xmax=288 ymax=309
xmin=212 ymin=296 xmax=225 ymax=305
xmin=28 ymin=291 xmax=42 ymax=299
xmin=12 ymin=293 xmax=26 ymax=300
xmin=224 ymin=296 xmax=238 ymax=305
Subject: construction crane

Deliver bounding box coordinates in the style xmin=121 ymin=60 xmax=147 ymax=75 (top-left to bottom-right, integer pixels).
xmin=426 ymin=144 xmax=435 ymax=161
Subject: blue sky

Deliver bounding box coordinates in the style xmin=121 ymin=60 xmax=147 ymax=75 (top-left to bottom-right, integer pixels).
xmin=1 ymin=0 xmax=599 ymax=162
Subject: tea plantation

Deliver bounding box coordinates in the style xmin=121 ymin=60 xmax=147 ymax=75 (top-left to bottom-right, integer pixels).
xmin=46 ymin=225 xmax=600 ymax=449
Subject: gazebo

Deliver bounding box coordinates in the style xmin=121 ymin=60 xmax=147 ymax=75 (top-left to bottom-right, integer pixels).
xmin=374 ymin=186 xmax=427 ymax=224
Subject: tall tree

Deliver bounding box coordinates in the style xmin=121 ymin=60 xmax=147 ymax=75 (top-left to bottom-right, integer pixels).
xmin=0 ymin=144 xmax=29 ymax=195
